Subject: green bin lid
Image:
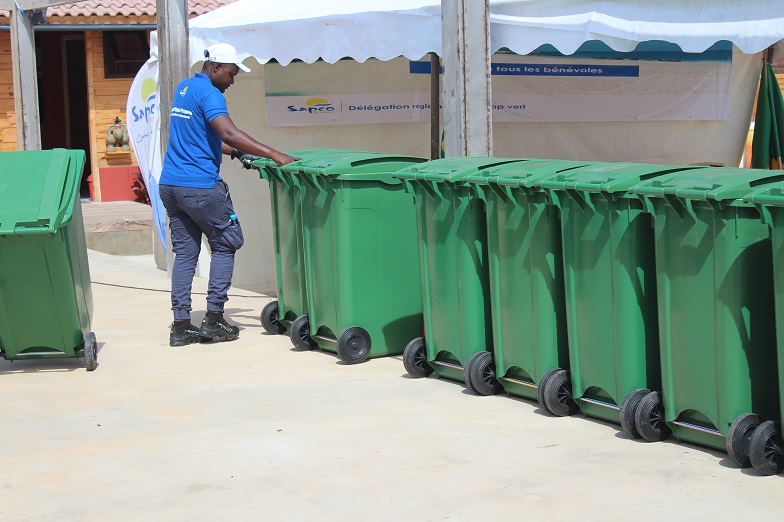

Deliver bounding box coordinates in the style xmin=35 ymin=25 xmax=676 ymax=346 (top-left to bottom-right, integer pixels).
xmin=745 ymin=177 xmax=784 ymax=207
xmin=252 ymin=148 xmax=425 ymax=181
xmin=394 ymin=157 xmax=527 ymax=183
xmin=251 ymin=148 xmax=366 ymax=169
xmin=540 ymin=162 xmax=703 ymax=195
xmin=0 ymin=149 xmax=85 ymax=236
xmin=633 ymin=167 xmax=784 ymax=202
xmin=461 ymin=159 xmax=603 ymax=188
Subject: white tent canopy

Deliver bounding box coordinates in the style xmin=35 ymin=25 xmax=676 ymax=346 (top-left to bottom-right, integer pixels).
xmin=177 ymin=0 xmax=784 ymax=67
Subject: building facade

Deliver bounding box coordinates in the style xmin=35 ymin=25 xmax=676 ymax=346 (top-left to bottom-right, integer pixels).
xmin=0 ymin=0 xmax=234 ymax=200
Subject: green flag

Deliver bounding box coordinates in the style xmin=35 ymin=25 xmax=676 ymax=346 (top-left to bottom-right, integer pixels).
xmin=751 ymin=62 xmax=784 ymax=169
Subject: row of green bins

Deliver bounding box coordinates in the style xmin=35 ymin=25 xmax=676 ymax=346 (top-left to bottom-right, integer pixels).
xmin=0 ymin=149 xmax=97 ymax=371
xmin=254 ymin=150 xmax=426 ymax=364
xmin=747 ymin=181 xmax=784 ymax=475
xmin=633 ymin=167 xmax=781 ymax=468
xmin=461 ymin=159 xmax=597 ymax=402
xmin=396 ymin=157 xmax=526 ymax=390
xmin=255 ymin=149 xmax=349 ymax=335
xmin=539 ymin=163 xmax=705 ymax=436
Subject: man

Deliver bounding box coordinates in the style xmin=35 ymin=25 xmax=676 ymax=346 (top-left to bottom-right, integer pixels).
xmin=159 ymin=42 xmax=297 ymax=347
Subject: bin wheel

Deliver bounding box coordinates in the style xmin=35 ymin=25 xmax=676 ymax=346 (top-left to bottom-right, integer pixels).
xmin=260 ymin=300 xmax=286 ymax=335
xmin=749 ymin=420 xmax=784 ymax=476
xmin=542 ymin=369 xmax=578 ymax=417
xmin=634 ymin=391 xmax=671 ymax=442
xmin=619 ymin=388 xmax=651 ymax=439
xmin=290 ymin=315 xmax=316 ymax=350
xmin=462 ymin=351 xmax=484 ymax=391
xmin=536 ymin=368 xmax=562 ymax=414
xmin=402 ymin=337 xmax=433 ymax=378
xmin=467 ymin=351 xmax=502 ymax=396
xmin=336 ymin=326 xmax=371 ymax=364
xmin=83 ymin=332 xmax=98 ymax=372
xmin=727 ymin=412 xmax=761 ymax=468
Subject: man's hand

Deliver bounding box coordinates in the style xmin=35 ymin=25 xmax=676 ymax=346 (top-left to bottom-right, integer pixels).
xmin=275 ymin=152 xmax=299 ymax=166
xmin=239 ymin=153 xmax=261 ymax=169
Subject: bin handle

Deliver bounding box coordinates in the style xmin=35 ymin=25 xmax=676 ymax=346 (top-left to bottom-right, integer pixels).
xmin=49 ymin=150 xmax=77 ymax=233
xmin=415 ymin=172 xmax=449 ymax=182
xmin=751 ymin=194 xmax=784 ymax=207
xmin=298 ymin=165 xmax=324 ymax=176
xmin=673 ymin=188 xmax=711 ymax=201
xmin=493 ymin=176 xmax=527 ymax=187
xmin=463 ymin=175 xmax=491 ymax=185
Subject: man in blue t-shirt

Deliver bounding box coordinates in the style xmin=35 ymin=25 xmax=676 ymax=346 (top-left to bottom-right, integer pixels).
xmin=160 ymin=42 xmax=297 ymax=347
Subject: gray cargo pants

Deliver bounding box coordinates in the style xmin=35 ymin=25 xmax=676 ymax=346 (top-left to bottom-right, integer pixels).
xmin=159 ymin=181 xmax=244 ymax=321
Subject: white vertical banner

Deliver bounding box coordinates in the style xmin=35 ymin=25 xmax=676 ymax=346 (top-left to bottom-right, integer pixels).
xmin=126 ymin=60 xmax=167 ymax=251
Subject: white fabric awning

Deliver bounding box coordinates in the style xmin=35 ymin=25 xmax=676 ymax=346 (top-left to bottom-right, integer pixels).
xmin=178 ymin=0 xmax=784 ymax=67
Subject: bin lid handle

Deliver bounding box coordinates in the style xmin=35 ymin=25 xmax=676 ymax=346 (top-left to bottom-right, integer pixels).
xmin=50 ymin=151 xmax=79 ymax=233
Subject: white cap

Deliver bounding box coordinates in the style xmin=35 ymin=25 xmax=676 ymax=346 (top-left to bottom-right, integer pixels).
xmin=204 ymin=43 xmax=251 ymax=73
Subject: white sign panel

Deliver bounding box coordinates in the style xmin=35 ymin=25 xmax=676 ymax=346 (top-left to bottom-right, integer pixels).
xmin=264 ymin=53 xmax=731 ymax=126
xmin=266 ymin=94 xmax=438 ymax=126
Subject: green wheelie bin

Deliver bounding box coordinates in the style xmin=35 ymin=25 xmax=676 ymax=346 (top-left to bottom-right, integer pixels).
xmin=634 ymin=167 xmax=781 ymax=466
xmin=746 ymin=181 xmax=784 ymax=475
xmin=252 ymin=149 xmax=359 ymax=336
xmin=396 ymin=157 xmax=527 ymax=392
xmin=461 ymin=159 xmax=598 ymax=404
xmin=270 ymin=149 xmax=426 ymax=364
xmin=0 ymin=149 xmax=97 ymax=371
xmin=540 ymin=163 xmax=701 ymax=436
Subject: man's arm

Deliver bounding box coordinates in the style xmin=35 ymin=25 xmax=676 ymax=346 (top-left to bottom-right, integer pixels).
xmin=212 ymin=115 xmax=297 ymax=166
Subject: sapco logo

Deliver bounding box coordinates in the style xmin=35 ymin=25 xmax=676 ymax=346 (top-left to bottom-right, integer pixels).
xmin=130 ymin=77 xmax=158 ymax=124
xmin=287 ymin=97 xmax=335 ymax=114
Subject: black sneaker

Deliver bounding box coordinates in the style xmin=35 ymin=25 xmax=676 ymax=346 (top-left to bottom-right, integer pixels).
xmin=199 ymin=313 xmax=240 ymax=342
xmin=169 ymin=321 xmax=204 ymax=347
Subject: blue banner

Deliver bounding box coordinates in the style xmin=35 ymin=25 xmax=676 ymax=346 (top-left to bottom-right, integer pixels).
xmin=410 ymin=61 xmax=638 ymax=77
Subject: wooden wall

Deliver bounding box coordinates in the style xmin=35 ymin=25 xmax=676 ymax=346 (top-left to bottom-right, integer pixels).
xmin=86 ymin=30 xmax=139 ymax=191
xmin=0 ymin=30 xmax=141 ymax=199
xmin=0 ymin=36 xmax=17 ymax=152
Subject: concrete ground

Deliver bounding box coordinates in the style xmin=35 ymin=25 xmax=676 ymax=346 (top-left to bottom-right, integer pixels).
xmin=0 ymin=250 xmax=781 ymax=521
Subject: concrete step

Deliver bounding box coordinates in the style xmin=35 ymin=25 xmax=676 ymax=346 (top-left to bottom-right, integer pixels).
xmin=81 ymin=200 xmax=155 ymax=256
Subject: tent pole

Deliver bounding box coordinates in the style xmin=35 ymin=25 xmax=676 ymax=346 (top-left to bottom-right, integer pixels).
xmin=430 ymin=52 xmax=440 ymax=159
xmin=156 ymin=0 xmax=189 ymax=276
xmin=442 ymin=0 xmax=492 ymax=157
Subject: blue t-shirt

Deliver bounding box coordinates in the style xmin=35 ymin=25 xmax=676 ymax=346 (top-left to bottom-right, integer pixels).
xmin=160 ymin=73 xmax=229 ymax=188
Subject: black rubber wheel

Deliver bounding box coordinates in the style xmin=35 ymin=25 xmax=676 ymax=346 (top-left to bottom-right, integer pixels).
xmin=727 ymin=412 xmax=761 ymax=468
xmin=536 ymin=368 xmax=562 ymax=414
xmin=749 ymin=420 xmax=784 ymax=476
xmin=542 ymin=369 xmax=578 ymax=417
xmin=260 ymin=300 xmax=286 ymax=335
xmin=619 ymin=388 xmax=651 ymax=439
xmin=462 ymin=351 xmax=485 ymax=392
xmin=634 ymin=391 xmax=671 ymax=442
xmin=289 ymin=315 xmax=316 ymax=350
xmin=336 ymin=326 xmax=371 ymax=364
xmin=402 ymin=337 xmax=433 ymax=377
xmin=468 ymin=351 xmax=502 ymax=396
xmin=83 ymin=332 xmax=98 ymax=372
